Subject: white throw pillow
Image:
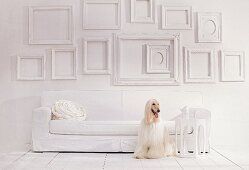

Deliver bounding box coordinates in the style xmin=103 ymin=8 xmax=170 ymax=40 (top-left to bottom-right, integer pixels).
xmin=52 ymin=100 xmax=87 ymax=121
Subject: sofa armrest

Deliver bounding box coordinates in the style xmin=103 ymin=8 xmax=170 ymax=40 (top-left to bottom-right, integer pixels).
xmin=32 ymin=107 xmax=51 ymax=139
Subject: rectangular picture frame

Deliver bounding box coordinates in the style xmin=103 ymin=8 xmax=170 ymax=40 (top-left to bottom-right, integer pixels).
xmin=83 ymin=37 xmax=111 ymax=75
xmin=82 ymin=0 xmax=121 ymax=30
xmin=17 ymin=55 xmax=45 ymax=80
xmin=113 ymin=33 xmax=180 ymax=86
xmin=197 ymin=12 xmax=222 ymax=43
xmin=220 ymin=51 xmax=245 ymax=82
xmin=146 ymin=44 xmax=170 ymax=73
xmin=184 ymin=47 xmax=215 ymax=83
xmin=162 ymin=6 xmax=192 ymax=30
xmin=131 ymin=0 xmax=155 ymax=23
xmin=29 ymin=6 xmax=73 ymax=44
xmin=51 ymin=48 xmax=77 ymax=80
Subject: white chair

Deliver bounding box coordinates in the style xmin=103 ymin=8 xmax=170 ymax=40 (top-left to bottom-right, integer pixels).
xmin=175 ymin=107 xmax=211 ymax=158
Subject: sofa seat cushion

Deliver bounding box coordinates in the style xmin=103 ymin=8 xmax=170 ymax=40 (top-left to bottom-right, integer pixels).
xmin=49 ymin=120 xmax=176 ymax=136
xmin=50 ymin=120 xmax=140 ymax=136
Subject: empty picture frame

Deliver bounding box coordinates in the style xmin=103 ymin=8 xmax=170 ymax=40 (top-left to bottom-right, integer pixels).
xmin=131 ymin=0 xmax=155 ymax=23
xmin=184 ymin=47 xmax=215 ymax=83
xmin=82 ymin=0 xmax=121 ymax=29
xmin=162 ymin=6 xmax=192 ymax=29
xmin=197 ymin=12 xmax=222 ymax=42
xmin=220 ymin=51 xmax=245 ymax=82
xmin=146 ymin=44 xmax=170 ymax=73
xmin=113 ymin=33 xmax=180 ymax=86
xmin=52 ymin=48 xmax=77 ymax=80
xmin=83 ymin=37 xmax=111 ymax=74
xmin=17 ymin=56 xmax=45 ymax=80
xmin=29 ymin=6 xmax=73 ymax=44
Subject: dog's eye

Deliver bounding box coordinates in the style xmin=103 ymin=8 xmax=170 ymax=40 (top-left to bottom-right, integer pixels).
xmin=152 ymin=103 xmax=155 ymax=105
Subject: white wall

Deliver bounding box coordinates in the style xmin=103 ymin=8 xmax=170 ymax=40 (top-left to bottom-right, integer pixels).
xmin=1 ymin=0 xmax=249 ymax=152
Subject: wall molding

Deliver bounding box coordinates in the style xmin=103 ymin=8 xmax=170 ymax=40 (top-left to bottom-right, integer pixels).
xmin=29 ymin=6 xmax=73 ymax=44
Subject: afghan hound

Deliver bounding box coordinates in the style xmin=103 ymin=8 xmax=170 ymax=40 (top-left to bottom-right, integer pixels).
xmin=134 ymin=99 xmax=175 ymax=159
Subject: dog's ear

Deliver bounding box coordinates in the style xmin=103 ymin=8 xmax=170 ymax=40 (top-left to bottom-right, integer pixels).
xmin=144 ymin=100 xmax=152 ymax=124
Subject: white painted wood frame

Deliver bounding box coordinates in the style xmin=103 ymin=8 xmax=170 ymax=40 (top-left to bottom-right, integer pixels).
xmin=162 ymin=6 xmax=192 ymax=30
xmin=113 ymin=33 xmax=180 ymax=86
xmin=146 ymin=44 xmax=170 ymax=73
xmin=51 ymin=48 xmax=77 ymax=80
xmin=82 ymin=0 xmax=121 ymax=30
xmin=220 ymin=51 xmax=245 ymax=82
xmin=197 ymin=12 xmax=222 ymax=43
xmin=29 ymin=6 xmax=73 ymax=44
xmin=184 ymin=47 xmax=215 ymax=83
xmin=17 ymin=55 xmax=45 ymax=80
xmin=130 ymin=0 xmax=155 ymax=23
xmin=83 ymin=37 xmax=111 ymax=74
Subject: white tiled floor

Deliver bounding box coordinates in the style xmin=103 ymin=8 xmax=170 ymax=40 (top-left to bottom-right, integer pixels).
xmin=0 ymin=147 xmax=248 ymax=170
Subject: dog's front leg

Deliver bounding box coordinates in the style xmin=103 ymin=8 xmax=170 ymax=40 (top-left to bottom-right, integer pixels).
xmin=134 ymin=146 xmax=148 ymax=159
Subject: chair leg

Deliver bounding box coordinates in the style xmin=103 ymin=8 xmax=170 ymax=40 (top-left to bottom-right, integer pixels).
xmin=205 ymin=118 xmax=211 ymax=153
xmin=180 ymin=124 xmax=184 ymax=157
xmin=198 ymin=125 xmax=205 ymax=154
xmin=193 ymin=123 xmax=197 ymax=158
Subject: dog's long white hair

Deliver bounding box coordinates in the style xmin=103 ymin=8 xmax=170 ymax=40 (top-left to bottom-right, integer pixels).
xmin=134 ymin=99 xmax=175 ymax=159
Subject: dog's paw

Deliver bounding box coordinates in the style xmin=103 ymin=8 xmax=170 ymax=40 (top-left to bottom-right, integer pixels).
xmin=134 ymin=154 xmax=145 ymax=159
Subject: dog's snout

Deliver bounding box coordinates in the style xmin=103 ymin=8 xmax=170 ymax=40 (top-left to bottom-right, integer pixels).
xmin=157 ymin=109 xmax=160 ymax=112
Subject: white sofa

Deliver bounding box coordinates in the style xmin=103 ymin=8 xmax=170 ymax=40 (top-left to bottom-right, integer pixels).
xmin=32 ymin=90 xmax=203 ymax=152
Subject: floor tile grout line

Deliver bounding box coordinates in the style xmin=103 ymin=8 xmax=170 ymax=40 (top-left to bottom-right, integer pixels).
xmin=46 ymin=152 xmax=60 ymax=166
xmin=175 ymin=158 xmax=184 ymax=170
xmin=193 ymin=157 xmax=206 ymax=170
xmin=4 ymin=149 xmax=31 ymax=169
xmin=2 ymin=151 xmax=247 ymax=169
xmin=205 ymin=151 xmax=223 ymax=168
xmin=139 ymin=159 xmax=144 ymax=170
xmin=159 ymin=157 xmax=180 ymax=170
xmin=122 ymin=153 xmax=125 ymax=170
xmin=102 ymin=153 xmax=108 ymax=170
xmin=207 ymin=148 xmax=240 ymax=169
xmin=211 ymin=147 xmax=244 ymax=170
xmin=159 ymin=158 xmax=164 ymax=169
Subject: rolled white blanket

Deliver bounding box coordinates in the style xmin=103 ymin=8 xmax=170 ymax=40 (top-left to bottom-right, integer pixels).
xmin=52 ymin=100 xmax=87 ymax=121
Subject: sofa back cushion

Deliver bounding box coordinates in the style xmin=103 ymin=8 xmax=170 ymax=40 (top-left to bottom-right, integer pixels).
xmin=42 ymin=90 xmax=202 ymax=121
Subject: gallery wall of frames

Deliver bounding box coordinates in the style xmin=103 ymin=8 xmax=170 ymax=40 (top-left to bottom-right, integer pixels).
xmin=1 ymin=0 xmax=249 ymax=152
xmin=17 ymin=0 xmax=245 ymax=84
